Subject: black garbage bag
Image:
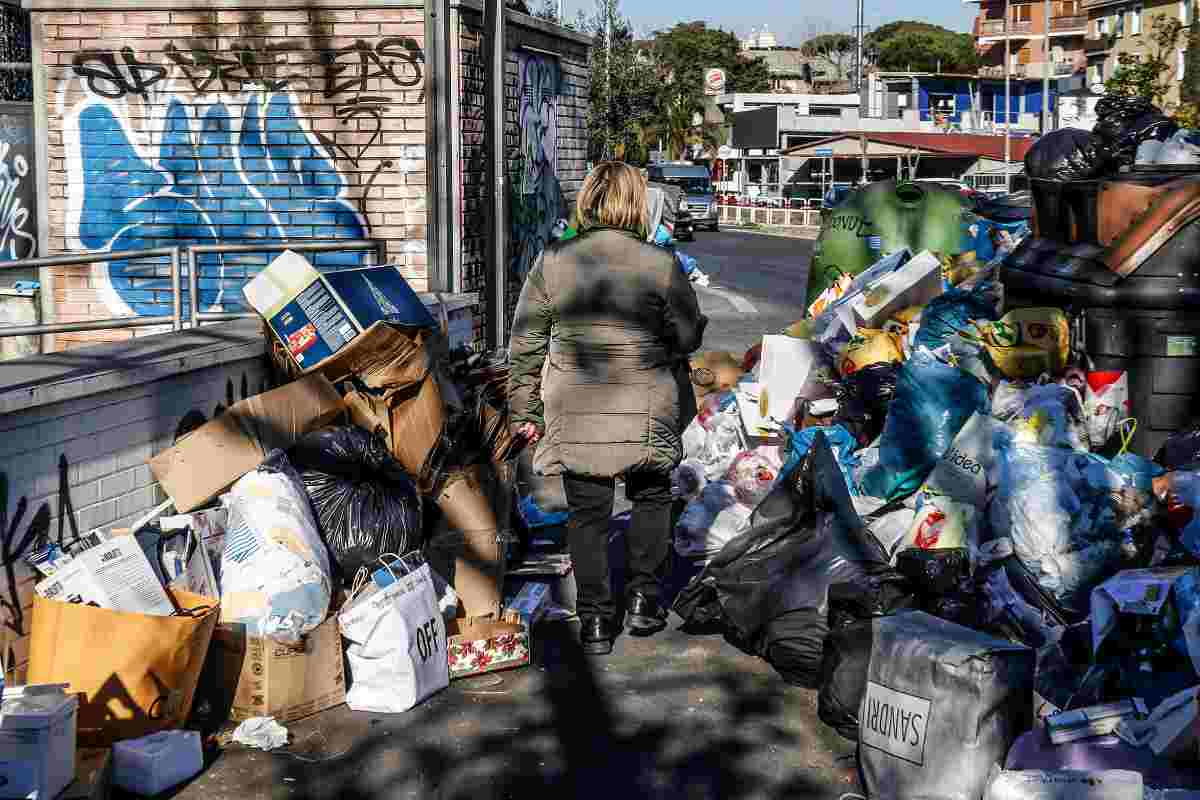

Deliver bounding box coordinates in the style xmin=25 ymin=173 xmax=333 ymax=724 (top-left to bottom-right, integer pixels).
xmin=896 ymin=547 xmax=979 ymax=628
xmin=289 ymin=426 xmax=423 ymax=587
xmin=831 ymin=363 xmax=899 ymax=448
xmin=673 ymin=432 xmax=889 ymax=687
xmin=1024 ymin=128 xmax=1107 ymax=181
xmin=1094 ymin=95 xmax=1179 ymax=165
xmin=1156 ymin=416 xmax=1200 ymax=471
xmin=818 ymin=566 xmax=918 ymax=740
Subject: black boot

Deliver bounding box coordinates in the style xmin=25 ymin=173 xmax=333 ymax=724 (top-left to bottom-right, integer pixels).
xmin=580 ymin=615 xmax=616 ymax=655
xmin=626 ymin=592 xmax=668 ymax=636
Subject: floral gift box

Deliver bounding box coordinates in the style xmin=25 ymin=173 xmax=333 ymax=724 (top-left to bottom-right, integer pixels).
xmin=447 ymin=613 xmax=530 ymax=679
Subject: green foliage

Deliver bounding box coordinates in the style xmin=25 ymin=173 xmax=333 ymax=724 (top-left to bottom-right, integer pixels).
xmin=1104 ymin=16 xmax=1182 ymax=105
xmin=1182 ymin=17 xmax=1200 ymax=105
xmin=577 ymin=0 xmax=658 ymax=162
xmin=874 ymin=28 xmax=979 ymax=73
xmin=650 ymin=21 xmax=772 ymax=103
xmin=801 ymin=33 xmax=856 ymax=82
xmin=641 ymin=93 xmax=723 ymax=160
xmin=867 ymin=20 xmax=950 ymax=47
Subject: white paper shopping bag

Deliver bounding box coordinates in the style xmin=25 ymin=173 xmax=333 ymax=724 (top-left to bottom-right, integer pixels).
xmin=338 ymin=563 xmax=449 ymax=713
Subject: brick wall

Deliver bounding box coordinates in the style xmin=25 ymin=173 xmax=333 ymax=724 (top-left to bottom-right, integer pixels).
xmin=35 ymin=7 xmax=429 ymax=349
xmin=0 ymin=335 xmax=269 ymax=683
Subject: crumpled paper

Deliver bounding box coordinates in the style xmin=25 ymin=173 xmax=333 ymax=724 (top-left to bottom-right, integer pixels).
xmin=231 ymin=717 xmax=289 ymax=751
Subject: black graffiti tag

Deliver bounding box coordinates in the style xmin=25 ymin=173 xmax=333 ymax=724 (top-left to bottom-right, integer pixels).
xmin=164 ymin=41 xmax=306 ymax=94
xmin=322 ymin=37 xmax=423 ymax=98
xmin=72 ymin=48 xmax=167 ymax=99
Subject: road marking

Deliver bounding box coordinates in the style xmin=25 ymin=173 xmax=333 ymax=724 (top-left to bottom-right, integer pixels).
xmin=698 ymin=285 xmax=758 ymax=314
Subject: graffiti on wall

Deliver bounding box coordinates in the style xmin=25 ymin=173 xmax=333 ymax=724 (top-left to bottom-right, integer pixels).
xmin=62 ymin=38 xmax=424 ymax=318
xmin=510 ymin=52 xmax=564 ymax=285
xmin=0 ymin=112 xmax=35 ymax=262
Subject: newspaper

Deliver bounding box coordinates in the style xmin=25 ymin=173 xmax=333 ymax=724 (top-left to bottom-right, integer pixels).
xmin=34 ymin=534 xmax=175 ymax=616
xmin=160 ymin=507 xmax=226 ymax=597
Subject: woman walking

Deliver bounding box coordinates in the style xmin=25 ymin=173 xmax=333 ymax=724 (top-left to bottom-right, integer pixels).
xmin=508 ymin=162 xmax=708 ymax=655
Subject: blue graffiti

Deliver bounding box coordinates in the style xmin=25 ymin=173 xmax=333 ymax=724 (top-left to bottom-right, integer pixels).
xmin=77 ymin=93 xmax=367 ymax=317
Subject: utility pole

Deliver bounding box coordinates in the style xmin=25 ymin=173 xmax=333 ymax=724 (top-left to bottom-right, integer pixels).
xmin=1004 ymin=0 xmax=1012 ymax=193
xmin=605 ymin=0 xmax=613 ymax=159
xmin=557 ymin=0 xmax=563 ymax=23
xmin=1042 ymin=0 xmax=1051 ymax=133
xmin=855 ymin=0 xmax=865 ymax=90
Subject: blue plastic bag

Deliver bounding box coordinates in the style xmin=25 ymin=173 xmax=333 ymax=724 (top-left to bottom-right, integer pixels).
xmin=967 ymin=218 xmax=1031 ymax=261
xmin=518 ymin=494 xmax=569 ymax=529
xmin=860 ymin=349 xmax=990 ymax=501
xmin=913 ymin=286 xmax=1000 ymax=352
xmin=778 ymin=423 xmax=860 ymax=496
xmin=676 ymin=249 xmax=699 ymax=276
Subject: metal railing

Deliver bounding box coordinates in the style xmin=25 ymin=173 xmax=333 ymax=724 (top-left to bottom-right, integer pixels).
xmin=0 ymin=240 xmax=387 ymax=339
xmin=1050 ymin=14 xmax=1087 ymax=30
xmin=0 ymin=247 xmax=181 ymax=338
xmin=186 ymin=239 xmax=387 ymax=326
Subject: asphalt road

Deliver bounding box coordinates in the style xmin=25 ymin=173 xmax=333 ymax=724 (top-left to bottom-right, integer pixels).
xmin=678 ymin=230 xmax=814 ymax=356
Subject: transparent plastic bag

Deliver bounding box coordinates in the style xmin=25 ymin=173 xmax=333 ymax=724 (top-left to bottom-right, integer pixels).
xmin=674 ymin=481 xmax=753 ymax=559
xmin=221 ymin=450 xmax=333 ymax=643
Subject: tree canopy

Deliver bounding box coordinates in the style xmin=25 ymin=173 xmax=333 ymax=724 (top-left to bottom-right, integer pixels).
xmin=801 ymin=33 xmax=856 ymax=82
xmin=872 ymin=27 xmax=979 ymax=73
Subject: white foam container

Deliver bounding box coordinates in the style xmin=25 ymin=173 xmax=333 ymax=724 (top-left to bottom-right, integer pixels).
xmin=0 ymin=685 xmax=78 ymax=800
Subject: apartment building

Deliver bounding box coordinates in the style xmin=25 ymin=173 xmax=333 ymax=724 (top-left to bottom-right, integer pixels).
xmin=967 ymin=0 xmax=1089 ymax=80
xmin=1084 ymin=0 xmax=1196 ymax=106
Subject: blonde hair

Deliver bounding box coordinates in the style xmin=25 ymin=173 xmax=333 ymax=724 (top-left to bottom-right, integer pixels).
xmin=574 ymin=161 xmax=647 ymax=235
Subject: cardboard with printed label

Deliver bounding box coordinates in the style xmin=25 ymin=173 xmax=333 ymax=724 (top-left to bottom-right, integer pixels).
xmin=209 ymin=614 xmax=346 ymax=724
xmin=860 ymin=611 xmax=1034 ymax=800
xmin=243 ymin=250 xmax=436 ymax=373
xmin=849 ymin=250 xmax=944 ymax=330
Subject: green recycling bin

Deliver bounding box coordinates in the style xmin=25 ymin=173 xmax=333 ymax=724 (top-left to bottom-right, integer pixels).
xmin=808 ymin=180 xmax=974 ymax=309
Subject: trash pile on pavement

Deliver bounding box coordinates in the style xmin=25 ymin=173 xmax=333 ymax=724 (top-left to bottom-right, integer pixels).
xmin=674 ymin=100 xmax=1200 ymax=799
xmin=9 ymin=250 xmax=571 ymax=798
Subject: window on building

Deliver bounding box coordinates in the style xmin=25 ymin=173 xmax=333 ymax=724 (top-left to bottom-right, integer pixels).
xmin=1098 ymin=15 xmax=1109 ymax=34
xmin=1012 ymin=3 xmax=1033 ymax=22
xmin=807 ymin=105 xmax=844 ymax=117
xmin=929 ymin=93 xmax=956 ymax=114
xmin=1180 ymin=48 xmax=1187 ymax=79
xmin=1115 ymin=10 xmax=1125 ymax=36
xmin=1182 ymin=0 xmax=1189 ymax=23
xmin=1131 ymin=5 xmax=1142 ymax=34
xmin=1055 ymin=0 xmax=1080 ymax=16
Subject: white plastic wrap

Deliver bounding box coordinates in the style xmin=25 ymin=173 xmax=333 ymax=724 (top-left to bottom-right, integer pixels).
xmin=221 ymin=451 xmax=333 ymax=643
xmin=674 ymin=481 xmax=753 ymax=559
xmin=990 ymin=444 xmax=1127 ymax=607
xmin=1014 ymin=383 xmax=1087 ymax=450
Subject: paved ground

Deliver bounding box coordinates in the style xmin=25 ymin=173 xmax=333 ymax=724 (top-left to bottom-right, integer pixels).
xmin=167 ymin=232 xmax=843 ymax=800
xmin=679 ymin=230 xmax=814 ymax=356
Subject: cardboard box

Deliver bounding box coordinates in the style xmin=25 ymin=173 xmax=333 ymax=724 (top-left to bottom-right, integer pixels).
xmin=447 ymin=613 xmax=529 ymax=679
xmin=849 ymin=249 xmax=944 ymax=329
xmin=147 ymin=374 xmax=344 ymax=512
xmin=317 ymin=322 xmax=445 ymax=483
xmin=243 ymin=250 xmax=436 ymax=373
xmin=212 ymin=615 xmax=346 ymax=724
xmin=757 ymin=335 xmax=817 ymax=422
xmin=1091 ymin=567 xmax=1200 ymax=675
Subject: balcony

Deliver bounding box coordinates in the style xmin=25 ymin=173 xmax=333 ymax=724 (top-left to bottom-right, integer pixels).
xmin=1049 ymin=14 xmax=1087 ymax=32
xmin=979 ymin=63 xmax=1030 ymax=77
xmin=1083 ymin=34 xmax=1113 ymax=52
xmin=980 ymin=19 xmax=1036 ymax=36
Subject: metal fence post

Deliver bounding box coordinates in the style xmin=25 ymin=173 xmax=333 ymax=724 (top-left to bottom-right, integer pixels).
xmin=170 ymin=247 xmax=182 ymax=332
xmin=187 ymin=247 xmax=198 ymax=329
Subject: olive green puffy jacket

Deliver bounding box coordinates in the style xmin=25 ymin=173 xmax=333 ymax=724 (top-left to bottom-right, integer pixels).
xmin=507 ymin=227 xmax=707 ymax=479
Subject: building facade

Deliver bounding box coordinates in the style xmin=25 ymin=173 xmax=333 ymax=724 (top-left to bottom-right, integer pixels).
xmin=1084 ymin=0 xmax=1195 ymax=107
xmin=967 ymin=0 xmax=1088 ymax=80
xmin=20 ymin=0 xmax=590 ymax=350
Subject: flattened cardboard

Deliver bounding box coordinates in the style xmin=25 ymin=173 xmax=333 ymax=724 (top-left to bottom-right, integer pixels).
xmin=214 ymin=614 xmax=346 ymax=724
xmin=436 ymin=469 xmax=503 ymax=618
xmin=147 ymin=375 xmax=344 ymax=512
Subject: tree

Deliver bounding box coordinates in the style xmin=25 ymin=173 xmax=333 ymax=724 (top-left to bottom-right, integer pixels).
xmin=643 ymin=93 xmax=723 ymax=159
xmin=576 ymin=0 xmax=658 ymax=162
xmin=650 ymin=22 xmax=771 ymax=109
xmin=801 ymin=33 xmax=856 ymax=83
xmin=532 ymin=0 xmax=558 ymax=23
xmin=874 ymin=28 xmax=979 ymax=73
xmin=1105 ymin=16 xmax=1183 ymax=106
xmin=1184 ymin=19 xmax=1200 ymax=106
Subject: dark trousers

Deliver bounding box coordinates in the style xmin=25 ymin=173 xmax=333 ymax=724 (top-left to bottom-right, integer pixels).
xmin=562 ymin=470 xmax=674 ymax=621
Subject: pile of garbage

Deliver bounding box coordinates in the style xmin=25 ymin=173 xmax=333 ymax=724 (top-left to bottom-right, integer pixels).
xmin=12 ymin=250 xmax=567 ymax=799
xmin=673 ymin=209 xmax=1200 ymax=796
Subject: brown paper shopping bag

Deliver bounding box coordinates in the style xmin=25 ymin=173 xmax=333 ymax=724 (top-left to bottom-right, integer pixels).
xmin=28 ymin=590 xmax=219 ymax=746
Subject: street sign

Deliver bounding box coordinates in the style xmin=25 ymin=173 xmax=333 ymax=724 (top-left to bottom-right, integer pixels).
xmin=704 ymin=68 xmax=727 ymax=96
xmin=815 ymin=147 xmax=834 ymax=156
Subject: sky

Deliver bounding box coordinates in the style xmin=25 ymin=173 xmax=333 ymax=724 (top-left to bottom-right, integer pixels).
xmin=558 ymin=0 xmax=978 ymax=45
